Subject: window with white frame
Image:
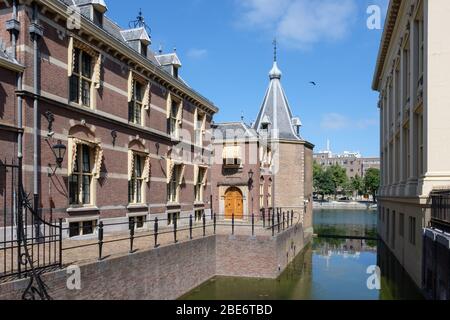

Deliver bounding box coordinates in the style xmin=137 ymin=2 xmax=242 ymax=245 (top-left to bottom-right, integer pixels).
xmin=194 ymin=167 xmax=206 ymax=203
xmin=418 ymin=112 xmax=424 ymax=175
xmin=129 ymin=215 xmax=146 ymax=229
xmin=129 ymin=80 xmax=144 ymax=125
xmin=69 ymin=144 xmax=93 ymax=205
xmin=70 ymin=48 xmax=93 ymax=107
xmin=169 ymin=100 xmax=180 ymax=138
xmin=69 ymin=220 xmax=97 ymax=238
xmin=195 ymin=210 xmax=204 ymax=223
xmin=195 ymin=110 xmax=205 ymax=146
xmin=167 ymin=212 xmax=180 ymax=226
xmin=167 ymin=164 xmax=181 ymax=203
xmin=128 ymin=153 xmax=145 ymax=204
xmin=223 ymin=144 xmax=242 ymax=167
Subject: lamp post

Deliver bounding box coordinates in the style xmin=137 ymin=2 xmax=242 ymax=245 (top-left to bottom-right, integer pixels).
xmin=248 ymin=169 xmax=254 ymax=219
xmin=46 ymin=140 xmax=66 ymax=222
xmin=47 ymin=140 xmax=67 ymax=176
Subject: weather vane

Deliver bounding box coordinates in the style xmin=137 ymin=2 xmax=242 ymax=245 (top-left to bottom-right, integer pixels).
xmin=129 ymin=8 xmax=151 ymax=35
xmin=273 ymin=38 xmax=277 ymax=62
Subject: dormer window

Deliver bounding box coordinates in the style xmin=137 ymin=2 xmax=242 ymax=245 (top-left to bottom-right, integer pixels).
xmin=173 ymin=66 xmax=179 ymax=79
xmin=141 ymin=43 xmax=148 ymax=57
xmin=261 ymin=123 xmax=269 ymax=131
xmin=93 ymin=8 xmax=103 ymax=27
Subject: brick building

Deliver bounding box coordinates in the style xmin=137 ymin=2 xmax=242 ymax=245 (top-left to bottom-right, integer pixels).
xmin=314 ymin=150 xmax=380 ymax=179
xmin=211 ymin=58 xmax=314 ymax=232
xmin=0 ymin=0 xmax=218 ymax=238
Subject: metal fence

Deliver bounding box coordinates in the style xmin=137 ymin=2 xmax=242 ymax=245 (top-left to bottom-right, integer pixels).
xmin=61 ymin=209 xmax=300 ymax=262
xmin=430 ymin=191 xmax=450 ymax=233
xmin=1 ymin=160 xmax=61 ymax=299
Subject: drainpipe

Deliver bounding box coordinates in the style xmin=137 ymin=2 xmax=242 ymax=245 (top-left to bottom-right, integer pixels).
xmin=11 ymin=0 xmax=23 ymax=162
xmin=29 ymin=2 xmax=43 ymax=213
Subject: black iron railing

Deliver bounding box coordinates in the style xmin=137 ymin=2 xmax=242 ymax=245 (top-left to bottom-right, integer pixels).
xmin=1 ymin=160 xmax=61 ymax=299
xmin=430 ymin=192 xmax=450 ymax=233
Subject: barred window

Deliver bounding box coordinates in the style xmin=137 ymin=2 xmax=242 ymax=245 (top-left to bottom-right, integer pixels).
xmin=69 ymin=220 xmax=97 ymax=238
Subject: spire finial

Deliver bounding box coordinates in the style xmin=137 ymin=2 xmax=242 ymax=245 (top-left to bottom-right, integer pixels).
xmin=273 ymin=38 xmax=277 ymax=62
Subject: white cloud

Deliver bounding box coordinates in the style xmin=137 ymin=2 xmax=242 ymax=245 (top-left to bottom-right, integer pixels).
xmin=186 ymin=48 xmax=208 ymax=59
xmin=320 ymin=113 xmax=349 ymax=130
xmin=321 ymin=113 xmax=377 ymax=130
xmin=236 ymin=0 xmax=357 ymax=49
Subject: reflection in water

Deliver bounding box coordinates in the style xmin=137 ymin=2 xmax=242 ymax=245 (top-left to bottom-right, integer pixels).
xmin=180 ymin=210 xmax=423 ymax=300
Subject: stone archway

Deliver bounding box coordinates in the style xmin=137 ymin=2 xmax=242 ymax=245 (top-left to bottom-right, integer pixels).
xmin=224 ymin=187 xmax=244 ymax=220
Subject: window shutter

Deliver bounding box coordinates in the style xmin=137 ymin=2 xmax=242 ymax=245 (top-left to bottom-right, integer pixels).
xmin=128 ymin=71 xmax=134 ymax=103
xmin=177 ymin=100 xmax=183 ymax=126
xmin=128 ymin=150 xmax=135 ymax=181
xmin=166 ymin=158 xmax=174 ymax=183
xmin=178 ymin=164 xmax=186 ymax=185
xmin=166 ymin=92 xmax=172 ymax=119
xmin=143 ymin=82 xmax=151 ymax=110
xmin=93 ymin=144 xmax=104 ymax=179
xmin=201 ymin=113 xmax=207 ymax=134
xmin=68 ymin=36 xmax=74 ymax=77
xmin=201 ymin=167 xmax=208 ymax=186
xmin=67 ymin=138 xmax=78 ymax=176
xmin=93 ymin=53 xmax=102 ymax=89
xmin=193 ymin=164 xmax=199 ymax=185
xmin=143 ymin=154 xmax=151 ymax=183
xmin=194 ymin=108 xmax=198 ymax=129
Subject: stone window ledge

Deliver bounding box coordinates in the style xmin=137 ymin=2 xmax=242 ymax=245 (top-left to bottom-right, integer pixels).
xmin=127 ymin=204 xmax=149 ymax=210
xmin=67 ymin=206 xmax=99 ymax=213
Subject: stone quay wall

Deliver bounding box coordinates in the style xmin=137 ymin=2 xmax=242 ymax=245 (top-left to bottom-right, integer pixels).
xmin=0 ymin=226 xmax=312 ymax=300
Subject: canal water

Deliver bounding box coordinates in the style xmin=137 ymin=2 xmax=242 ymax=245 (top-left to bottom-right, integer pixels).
xmin=180 ymin=210 xmax=424 ymax=300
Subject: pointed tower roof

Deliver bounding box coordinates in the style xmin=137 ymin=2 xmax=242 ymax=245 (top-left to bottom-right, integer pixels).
xmin=253 ymin=60 xmax=302 ymax=141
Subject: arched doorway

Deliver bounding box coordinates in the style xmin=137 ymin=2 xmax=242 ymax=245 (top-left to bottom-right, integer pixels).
xmin=224 ymin=187 xmax=244 ymax=220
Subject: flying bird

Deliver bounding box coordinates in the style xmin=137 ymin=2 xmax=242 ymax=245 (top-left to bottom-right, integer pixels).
xmin=309 ymin=81 xmax=317 ymax=86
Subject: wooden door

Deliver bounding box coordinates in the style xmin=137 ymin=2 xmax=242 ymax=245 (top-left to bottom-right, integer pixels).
xmin=225 ymin=187 xmax=244 ymax=220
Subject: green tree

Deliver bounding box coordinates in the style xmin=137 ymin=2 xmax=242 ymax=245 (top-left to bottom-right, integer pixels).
xmin=313 ymin=162 xmax=335 ymax=200
xmin=350 ymin=175 xmax=365 ymax=197
xmin=364 ymin=168 xmax=381 ymax=203
xmin=328 ymin=164 xmax=348 ymax=199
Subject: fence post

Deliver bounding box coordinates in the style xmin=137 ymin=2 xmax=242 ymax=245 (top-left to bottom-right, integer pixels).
xmin=154 ymin=217 xmax=159 ymax=248
xmin=189 ymin=214 xmax=193 ymax=240
xmin=232 ymin=213 xmax=235 ymax=235
xmin=129 ymin=219 xmax=135 ymax=253
xmin=252 ymin=213 xmax=255 ymax=237
xmin=203 ymin=213 xmax=206 ymax=237
xmin=277 ymin=210 xmax=280 ymax=233
xmin=213 ymin=213 xmax=217 ymax=235
xmin=59 ymin=218 xmax=63 ymax=267
xmin=98 ymin=221 xmax=104 ymax=261
xmin=272 ymin=212 xmax=275 ymax=237
xmin=210 ymin=194 xmax=213 ymax=219
xmin=174 ymin=214 xmax=178 ymax=243
xmin=291 ymin=210 xmax=294 ymax=226
xmin=262 ymin=209 xmax=266 ymax=228
xmin=283 ymin=211 xmax=286 ymax=230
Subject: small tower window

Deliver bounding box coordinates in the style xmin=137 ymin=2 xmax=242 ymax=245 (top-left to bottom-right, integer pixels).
xmin=93 ymin=9 xmax=103 ymax=27
xmin=141 ymin=43 xmax=148 ymax=57
xmin=261 ymin=123 xmax=269 ymax=131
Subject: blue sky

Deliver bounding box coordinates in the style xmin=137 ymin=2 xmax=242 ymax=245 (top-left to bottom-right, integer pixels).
xmin=106 ymin=0 xmax=388 ymax=157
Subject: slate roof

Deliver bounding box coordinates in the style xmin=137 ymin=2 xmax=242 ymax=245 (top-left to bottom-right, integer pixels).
xmin=58 ymin=0 xmax=160 ymax=65
xmin=155 ymin=53 xmax=182 ymax=67
xmin=253 ymin=61 xmax=302 ymax=141
xmin=213 ymin=122 xmax=258 ymax=141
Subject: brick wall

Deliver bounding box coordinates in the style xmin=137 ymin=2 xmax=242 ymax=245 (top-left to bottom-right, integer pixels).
xmin=0 ymin=225 xmax=312 ymax=299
